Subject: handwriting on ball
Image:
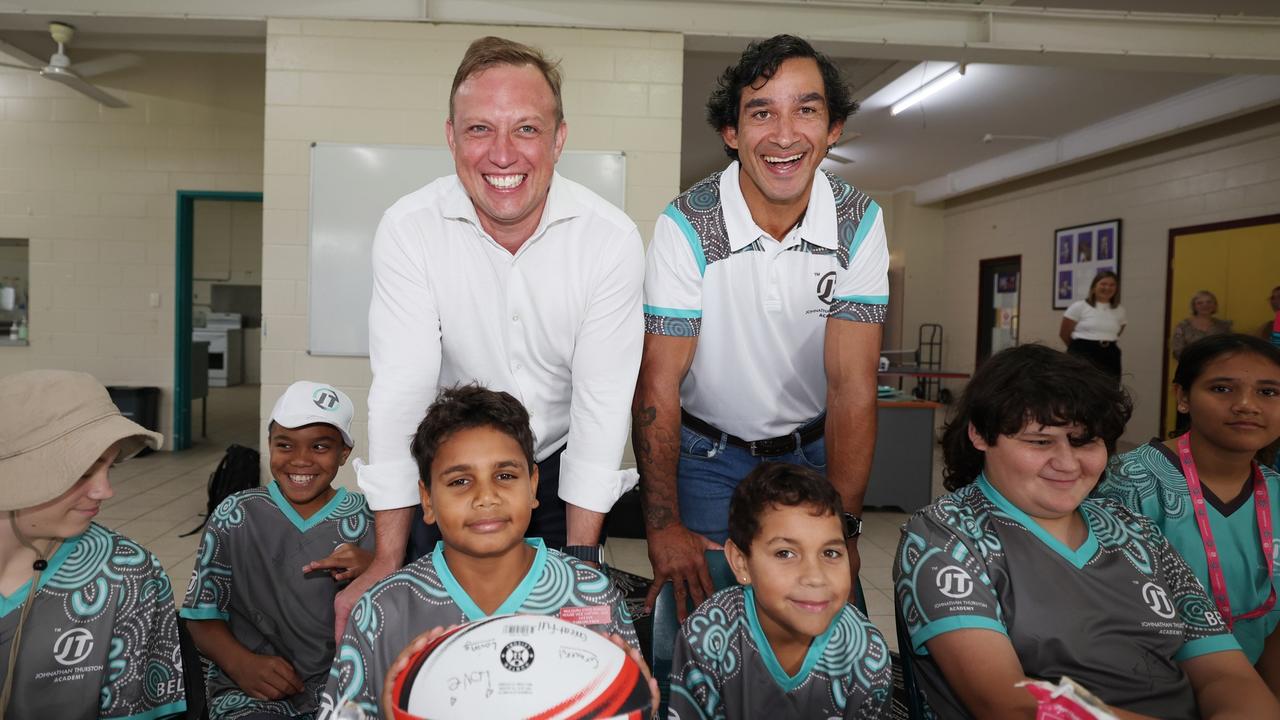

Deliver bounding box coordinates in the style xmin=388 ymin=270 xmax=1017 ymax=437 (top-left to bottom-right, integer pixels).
xmin=558 ymin=646 xmax=599 ymax=668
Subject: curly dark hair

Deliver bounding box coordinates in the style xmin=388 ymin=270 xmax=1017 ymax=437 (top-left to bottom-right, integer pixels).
xmin=410 ymin=384 xmax=537 ymax=492
xmin=706 ymin=35 xmax=857 ymax=161
xmin=941 ymin=344 xmax=1133 ymax=491
xmin=728 ymin=462 xmax=844 ymax=556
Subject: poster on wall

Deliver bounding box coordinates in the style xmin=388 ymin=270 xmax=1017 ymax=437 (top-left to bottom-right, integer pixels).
xmin=1052 ymin=219 xmax=1122 ymax=310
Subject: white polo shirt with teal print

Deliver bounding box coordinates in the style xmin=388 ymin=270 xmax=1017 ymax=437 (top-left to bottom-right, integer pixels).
xmin=642 ymin=163 xmax=889 ymax=441
xmin=668 ymin=584 xmax=892 ymax=719
xmin=0 ymin=522 xmax=186 ymax=720
xmin=1099 ymin=441 xmax=1280 ymax=664
xmin=180 ymin=484 xmax=373 ymax=719
xmin=317 ymin=539 xmax=638 ymax=719
xmin=895 ymin=476 xmax=1240 ymax=720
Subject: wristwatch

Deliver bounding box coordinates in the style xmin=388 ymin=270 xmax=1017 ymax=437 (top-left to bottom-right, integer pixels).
xmin=843 ymin=512 xmax=863 ymax=540
xmin=561 ymin=544 xmax=605 ymax=565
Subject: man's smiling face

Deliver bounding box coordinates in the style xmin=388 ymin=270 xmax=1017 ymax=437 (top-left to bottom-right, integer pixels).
xmin=721 ymin=56 xmax=844 ymax=216
xmin=446 ymin=63 xmax=567 ymax=244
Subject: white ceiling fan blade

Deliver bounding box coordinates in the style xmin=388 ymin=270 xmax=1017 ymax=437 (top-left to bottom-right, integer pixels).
xmin=72 ymin=53 xmax=141 ymax=79
xmin=40 ymin=66 xmax=129 ymax=108
xmin=0 ymin=61 xmax=36 ymax=71
xmin=825 ymin=151 xmax=855 ymax=164
xmin=0 ymin=39 xmax=46 ymax=69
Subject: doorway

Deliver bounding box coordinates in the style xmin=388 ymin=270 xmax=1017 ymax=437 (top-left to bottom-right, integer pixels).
xmin=1160 ymin=214 xmax=1280 ymax=438
xmin=174 ymin=191 xmax=263 ymax=451
xmin=976 ymin=256 xmax=1021 ymax=367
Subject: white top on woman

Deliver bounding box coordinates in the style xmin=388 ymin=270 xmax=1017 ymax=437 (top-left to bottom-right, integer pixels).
xmin=1064 ymin=300 xmax=1126 ymax=341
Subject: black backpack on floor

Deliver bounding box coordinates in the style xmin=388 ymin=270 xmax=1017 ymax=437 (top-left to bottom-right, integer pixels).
xmin=180 ymin=444 xmax=260 ymax=537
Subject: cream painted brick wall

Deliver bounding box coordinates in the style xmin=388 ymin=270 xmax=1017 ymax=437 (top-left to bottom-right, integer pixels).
xmin=0 ymin=52 xmax=264 ymax=443
xmin=928 ymin=119 xmax=1280 ymax=445
xmin=263 ymin=19 xmax=682 ymax=488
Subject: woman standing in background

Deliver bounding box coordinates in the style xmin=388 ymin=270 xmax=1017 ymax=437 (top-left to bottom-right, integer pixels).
xmin=1060 ymin=271 xmax=1126 ymax=380
xmin=1172 ymin=290 xmax=1233 ymax=359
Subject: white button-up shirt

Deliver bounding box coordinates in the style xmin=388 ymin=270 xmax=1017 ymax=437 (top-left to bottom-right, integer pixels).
xmin=361 ymin=173 xmax=644 ymax=513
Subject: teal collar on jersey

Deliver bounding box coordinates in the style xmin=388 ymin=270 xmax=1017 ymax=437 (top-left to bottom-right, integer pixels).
xmin=977 ymin=473 xmax=1099 ymax=569
xmin=432 ymin=538 xmax=547 ymax=622
xmin=267 ymin=481 xmax=349 ymax=533
xmin=0 ymin=529 xmax=83 ymax=618
xmin=743 ymin=584 xmax=838 ymax=693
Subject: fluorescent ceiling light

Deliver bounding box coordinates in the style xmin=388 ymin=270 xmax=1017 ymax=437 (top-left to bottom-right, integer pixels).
xmin=891 ymin=65 xmax=964 ymax=116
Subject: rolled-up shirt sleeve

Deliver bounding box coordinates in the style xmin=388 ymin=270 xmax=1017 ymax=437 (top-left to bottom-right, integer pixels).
xmin=362 ymin=213 xmax=441 ymax=511
xmin=557 ymin=226 xmax=646 ymax=514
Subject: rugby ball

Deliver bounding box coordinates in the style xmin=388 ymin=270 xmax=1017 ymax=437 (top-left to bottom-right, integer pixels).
xmin=391 ymin=614 xmax=651 ymax=720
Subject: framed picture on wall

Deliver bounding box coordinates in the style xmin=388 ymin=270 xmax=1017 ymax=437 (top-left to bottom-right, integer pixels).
xmin=1052 ymin=219 xmax=1122 ymax=310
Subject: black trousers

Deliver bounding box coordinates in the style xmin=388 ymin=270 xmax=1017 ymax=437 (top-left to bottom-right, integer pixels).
xmin=1068 ymin=338 xmax=1122 ymax=379
xmin=406 ymin=445 xmax=567 ymax=563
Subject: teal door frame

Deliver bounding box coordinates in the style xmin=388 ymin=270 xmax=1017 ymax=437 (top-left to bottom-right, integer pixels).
xmin=174 ymin=190 xmax=264 ymax=451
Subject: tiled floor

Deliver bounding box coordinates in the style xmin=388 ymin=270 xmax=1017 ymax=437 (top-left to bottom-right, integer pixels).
xmin=102 ymin=384 xmax=260 ymax=594
xmin=101 ymin=384 xmax=909 ymax=652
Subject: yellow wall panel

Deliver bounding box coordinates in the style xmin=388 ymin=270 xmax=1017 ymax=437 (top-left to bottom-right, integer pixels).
xmin=1164 ymin=220 xmax=1280 ymax=435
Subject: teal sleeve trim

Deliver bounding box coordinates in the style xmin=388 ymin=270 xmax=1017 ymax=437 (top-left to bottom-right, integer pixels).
xmin=662 ymin=204 xmax=707 ymax=277
xmin=178 ymin=606 xmax=229 ymax=621
xmin=833 ymin=294 xmax=889 ymax=305
xmin=643 ymin=304 xmax=702 ymax=319
xmin=1175 ymin=634 xmax=1242 ymax=662
xmin=910 ymin=615 xmax=1007 ymax=654
xmin=112 ymin=700 xmax=188 ymax=720
xmin=846 ymin=201 xmax=881 ymax=258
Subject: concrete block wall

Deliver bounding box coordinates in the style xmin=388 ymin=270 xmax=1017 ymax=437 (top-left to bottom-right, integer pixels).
xmin=0 ymin=52 xmax=264 ymax=442
xmin=262 ymin=19 xmax=683 ymax=487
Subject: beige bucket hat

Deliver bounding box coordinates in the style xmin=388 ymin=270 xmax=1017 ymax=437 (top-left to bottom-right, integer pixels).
xmin=0 ymin=370 xmax=163 ymax=511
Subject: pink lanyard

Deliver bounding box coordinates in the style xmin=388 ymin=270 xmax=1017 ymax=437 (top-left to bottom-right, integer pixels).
xmin=1177 ymin=433 xmax=1276 ymax=629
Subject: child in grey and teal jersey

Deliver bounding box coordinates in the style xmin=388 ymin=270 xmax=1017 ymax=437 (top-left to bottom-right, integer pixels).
xmin=182 ymin=381 xmax=374 ymax=719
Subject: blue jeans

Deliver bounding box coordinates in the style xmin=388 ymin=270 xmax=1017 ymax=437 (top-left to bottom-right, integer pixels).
xmin=676 ymin=422 xmax=827 ymax=545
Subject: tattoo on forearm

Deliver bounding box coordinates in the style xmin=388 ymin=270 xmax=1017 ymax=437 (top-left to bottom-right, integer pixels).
xmin=633 ymin=402 xmax=680 ymax=530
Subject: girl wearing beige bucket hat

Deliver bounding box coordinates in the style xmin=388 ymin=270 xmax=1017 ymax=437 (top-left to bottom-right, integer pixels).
xmin=0 ymin=370 xmax=187 ymax=719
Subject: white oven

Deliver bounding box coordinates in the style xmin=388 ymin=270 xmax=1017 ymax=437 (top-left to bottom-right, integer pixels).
xmin=193 ymin=313 xmax=243 ymax=387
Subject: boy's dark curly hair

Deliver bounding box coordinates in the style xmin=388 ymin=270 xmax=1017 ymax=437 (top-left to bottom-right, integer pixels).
xmin=410 ymin=384 xmax=537 ymax=491
xmin=941 ymin=344 xmax=1132 ymax=491
xmin=706 ymin=34 xmax=857 ymax=160
xmin=728 ymin=462 xmax=844 ymax=556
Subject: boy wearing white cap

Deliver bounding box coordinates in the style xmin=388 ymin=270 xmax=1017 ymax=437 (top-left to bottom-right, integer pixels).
xmin=181 ymin=381 xmax=374 ymax=719
xmin=0 ymin=370 xmax=186 ymax=719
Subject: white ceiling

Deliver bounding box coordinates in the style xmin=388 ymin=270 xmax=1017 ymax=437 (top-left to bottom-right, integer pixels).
xmin=680 ymin=44 xmax=1229 ymax=193
xmin=1004 ymin=0 xmax=1280 ymax=16
xmin=2 ymin=3 xmax=1277 ymax=201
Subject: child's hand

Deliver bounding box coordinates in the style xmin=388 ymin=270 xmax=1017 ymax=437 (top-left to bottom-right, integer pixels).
xmin=380 ymin=625 xmax=454 ymax=717
xmin=606 ymin=633 xmax=660 ymax=720
xmin=228 ymin=652 xmax=304 ymax=701
xmin=303 ymin=543 xmax=374 ymax=582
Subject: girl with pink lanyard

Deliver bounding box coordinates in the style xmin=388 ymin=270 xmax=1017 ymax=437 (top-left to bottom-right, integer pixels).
xmin=1100 ymin=333 xmax=1280 ymax=697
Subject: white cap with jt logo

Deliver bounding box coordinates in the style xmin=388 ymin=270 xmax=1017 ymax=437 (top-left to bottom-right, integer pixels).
xmin=269 ymin=381 xmax=355 ymax=448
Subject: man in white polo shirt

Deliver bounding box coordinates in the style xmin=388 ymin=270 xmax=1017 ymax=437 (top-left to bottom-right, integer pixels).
xmin=335 ymin=36 xmax=644 ymax=638
xmin=633 ymin=35 xmax=887 ymax=617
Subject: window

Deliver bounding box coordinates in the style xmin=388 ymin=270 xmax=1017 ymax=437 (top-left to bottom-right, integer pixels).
xmin=0 ymin=238 xmax=28 ymax=346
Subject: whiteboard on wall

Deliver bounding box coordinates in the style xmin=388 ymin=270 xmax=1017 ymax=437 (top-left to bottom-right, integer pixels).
xmin=307 ymin=143 xmax=627 ymax=356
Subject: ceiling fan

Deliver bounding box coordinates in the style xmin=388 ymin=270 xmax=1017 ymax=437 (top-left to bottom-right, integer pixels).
xmin=0 ymin=22 xmax=139 ymax=108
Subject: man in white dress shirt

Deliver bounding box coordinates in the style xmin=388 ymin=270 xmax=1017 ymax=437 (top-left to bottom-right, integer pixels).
xmin=334 ymin=36 xmax=644 ymax=638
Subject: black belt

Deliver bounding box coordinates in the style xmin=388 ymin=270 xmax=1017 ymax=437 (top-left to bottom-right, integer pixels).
xmin=1075 ymin=339 xmax=1115 ymax=348
xmin=681 ymin=410 xmax=825 ymax=457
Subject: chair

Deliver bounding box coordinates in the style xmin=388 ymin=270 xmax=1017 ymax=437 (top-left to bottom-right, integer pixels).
xmin=177 ymin=618 xmax=209 ymax=720
xmin=894 ymin=611 xmax=930 ymax=720
xmin=649 ymin=551 xmax=868 ymax=716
